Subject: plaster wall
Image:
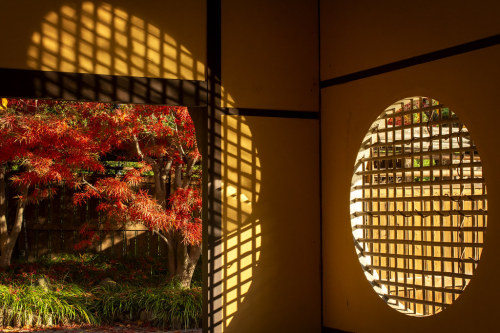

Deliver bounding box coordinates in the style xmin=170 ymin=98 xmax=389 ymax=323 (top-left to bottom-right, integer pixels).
xmin=321 ymin=45 xmax=500 ymax=332
xmin=0 ymin=0 xmax=206 ymax=80
xmin=320 ymin=0 xmax=500 ymax=79
xmin=217 ymin=2 xmax=321 ymax=332
xmin=0 ymin=1 xmax=322 ymax=333
xmin=221 ymin=0 xmax=318 ymax=111
xmin=217 ymin=115 xmax=321 ymax=333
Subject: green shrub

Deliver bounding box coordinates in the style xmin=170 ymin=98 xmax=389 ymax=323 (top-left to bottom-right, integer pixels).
xmin=0 ymin=283 xmax=96 ymax=327
xmin=0 ymin=255 xmax=202 ymax=329
xmin=90 ymin=284 xmax=202 ymax=330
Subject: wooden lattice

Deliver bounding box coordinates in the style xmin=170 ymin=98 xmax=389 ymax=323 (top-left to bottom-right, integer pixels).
xmin=350 ymin=96 xmax=487 ymax=316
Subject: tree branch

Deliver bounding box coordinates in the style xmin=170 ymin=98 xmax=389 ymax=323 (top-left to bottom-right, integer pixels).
xmin=132 ymin=135 xmax=156 ymax=166
xmin=164 ymin=158 xmax=173 ymax=175
xmin=152 ymin=164 xmax=164 ymax=204
xmin=182 ymin=155 xmax=199 ymax=188
xmin=174 ymin=165 xmax=183 ymax=189
xmin=153 ymin=229 xmax=170 ymax=246
xmin=174 ymin=124 xmax=186 ymax=157
xmin=81 ymin=177 xmax=99 ymax=192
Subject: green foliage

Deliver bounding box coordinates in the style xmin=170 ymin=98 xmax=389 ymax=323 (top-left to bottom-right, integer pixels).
xmin=0 ymin=283 xmax=95 ymax=327
xmin=6 ymin=253 xmax=170 ymax=288
xmin=103 ymin=161 xmax=153 ymax=176
xmin=413 ymin=158 xmax=437 ymax=168
xmin=90 ymin=284 xmax=202 ymax=329
xmin=412 ymin=158 xmax=438 ymax=181
xmin=0 ymin=254 xmax=202 ymax=329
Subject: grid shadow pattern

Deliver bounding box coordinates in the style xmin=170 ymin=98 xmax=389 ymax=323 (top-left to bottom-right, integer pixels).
xmin=350 ymin=96 xmax=487 ymax=316
xmin=27 ymin=2 xmax=204 ymax=80
xmin=206 ymin=111 xmax=261 ymax=332
xmin=1 ymin=1 xmax=208 ymax=106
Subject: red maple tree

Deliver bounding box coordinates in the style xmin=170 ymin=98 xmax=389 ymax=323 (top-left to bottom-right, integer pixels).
xmin=0 ymin=99 xmax=202 ymax=287
xmin=0 ymin=98 xmax=105 ymax=267
xmin=74 ymin=103 xmax=202 ymax=287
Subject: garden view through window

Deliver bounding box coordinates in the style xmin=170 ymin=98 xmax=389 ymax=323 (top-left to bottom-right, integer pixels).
xmin=0 ymin=98 xmax=202 ymax=329
xmin=350 ymin=96 xmax=487 ymax=316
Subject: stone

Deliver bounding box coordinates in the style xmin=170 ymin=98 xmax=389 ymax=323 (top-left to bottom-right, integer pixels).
xmin=35 ymin=276 xmax=52 ymax=291
xmin=98 ymin=277 xmax=118 ymax=288
xmin=139 ymin=309 xmax=154 ymax=322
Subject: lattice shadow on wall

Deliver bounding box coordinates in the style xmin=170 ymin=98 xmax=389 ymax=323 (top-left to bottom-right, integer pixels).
xmin=350 ymin=96 xmax=487 ymax=316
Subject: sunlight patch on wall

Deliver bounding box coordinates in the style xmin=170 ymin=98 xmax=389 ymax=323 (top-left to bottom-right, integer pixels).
xmin=27 ymin=2 xmax=205 ymax=80
xmin=350 ymin=96 xmax=487 ymax=316
xmin=221 ymin=86 xmax=236 ymax=108
xmin=220 ymin=114 xmax=261 ymax=330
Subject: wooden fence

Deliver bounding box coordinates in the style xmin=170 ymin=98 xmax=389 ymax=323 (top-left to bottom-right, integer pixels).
xmin=8 ymin=175 xmax=168 ymax=261
xmin=16 ymin=227 xmax=168 ymax=260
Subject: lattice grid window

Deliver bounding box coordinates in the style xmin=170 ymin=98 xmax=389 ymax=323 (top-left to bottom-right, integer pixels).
xmin=350 ymin=96 xmax=487 ymax=316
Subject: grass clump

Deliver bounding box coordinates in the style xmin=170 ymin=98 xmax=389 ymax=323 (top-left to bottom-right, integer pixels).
xmin=0 ymin=283 xmax=95 ymax=328
xmin=0 ymin=254 xmax=202 ymax=330
xmin=91 ymin=284 xmax=202 ymax=329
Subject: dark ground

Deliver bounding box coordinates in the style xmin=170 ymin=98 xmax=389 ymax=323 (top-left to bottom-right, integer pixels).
xmin=1 ymin=324 xmax=202 ymax=333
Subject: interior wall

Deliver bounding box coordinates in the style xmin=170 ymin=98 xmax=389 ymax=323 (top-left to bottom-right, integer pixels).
xmin=215 ymin=1 xmax=321 ymax=332
xmin=321 ymin=36 xmax=500 ymax=333
xmin=213 ymin=115 xmax=321 ymax=333
xmin=321 ymin=2 xmax=500 ymax=331
xmin=0 ymin=0 xmax=206 ymax=80
xmin=221 ymin=0 xmax=318 ymax=111
xmin=0 ymin=1 xmax=322 ymax=333
xmin=320 ymin=0 xmax=500 ymax=79
xmin=216 ymin=115 xmax=321 ymax=333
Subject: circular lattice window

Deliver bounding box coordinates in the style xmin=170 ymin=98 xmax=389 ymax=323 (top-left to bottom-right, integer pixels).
xmin=350 ymin=96 xmax=487 ymax=316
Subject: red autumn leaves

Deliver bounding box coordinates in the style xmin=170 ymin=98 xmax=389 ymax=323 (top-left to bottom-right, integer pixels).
xmin=0 ymin=99 xmax=202 ymax=248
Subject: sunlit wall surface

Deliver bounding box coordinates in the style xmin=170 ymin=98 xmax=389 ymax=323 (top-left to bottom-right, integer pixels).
xmin=219 ymin=114 xmax=261 ymax=331
xmin=26 ymin=1 xmax=205 ymax=80
xmin=0 ymin=2 xmax=322 ymax=332
xmin=350 ymin=96 xmax=487 ymax=316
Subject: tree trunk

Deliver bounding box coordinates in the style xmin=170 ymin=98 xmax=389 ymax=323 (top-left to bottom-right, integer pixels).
xmin=0 ymin=186 xmax=28 ymax=268
xmin=165 ymin=231 xmax=201 ymax=288
xmin=177 ymin=244 xmax=201 ymax=288
xmin=0 ymin=165 xmax=8 ymax=251
xmin=182 ymin=156 xmax=199 ymax=188
xmin=166 ymin=232 xmax=177 ymax=280
xmin=151 ymin=153 xmax=201 ymax=288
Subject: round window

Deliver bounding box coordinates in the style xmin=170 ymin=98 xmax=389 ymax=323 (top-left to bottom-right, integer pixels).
xmin=350 ymin=96 xmax=487 ymax=316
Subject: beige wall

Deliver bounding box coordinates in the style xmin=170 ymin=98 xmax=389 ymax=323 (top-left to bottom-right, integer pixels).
xmin=321 ymin=2 xmax=500 ymax=330
xmin=218 ymin=115 xmax=321 ymax=333
xmin=0 ymin=0 xmax=206 ymax=80
xmin=216 ymin=1 xmax=321 ymax=331
xmin=321 ymin=44 xmax=500 ymax=332
xmin=0 ymin=1 xmax=322 ymax=333
xmin=321 ymin=0 xmax=500 ymax=79
xmin=221 ymin=0 xmax=318 ymax=111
